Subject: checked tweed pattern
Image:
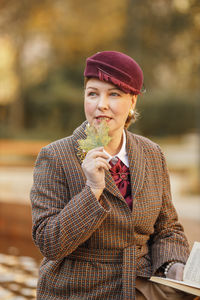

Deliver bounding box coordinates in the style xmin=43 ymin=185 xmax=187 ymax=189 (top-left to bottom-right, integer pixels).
xmin=30 ymin=121 xmax=190 ymax=300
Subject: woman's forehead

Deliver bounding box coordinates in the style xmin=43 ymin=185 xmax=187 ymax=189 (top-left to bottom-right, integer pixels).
xmin=86 ymin=78 xmax=121 ymax=91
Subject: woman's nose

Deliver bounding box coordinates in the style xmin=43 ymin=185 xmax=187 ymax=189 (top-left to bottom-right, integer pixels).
xmin=97 ymin=94 xmax=109 ymax=110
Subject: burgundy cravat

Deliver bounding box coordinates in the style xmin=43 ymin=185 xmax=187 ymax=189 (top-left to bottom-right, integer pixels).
xmin=109 ymin=158 xmax=132 ymax=210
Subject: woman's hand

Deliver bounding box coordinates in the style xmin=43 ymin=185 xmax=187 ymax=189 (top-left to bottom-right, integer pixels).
xmin=81 ymin=147 xmax=111 ymax=198
xmin=166 ymin=262 xmax=185 ymax=281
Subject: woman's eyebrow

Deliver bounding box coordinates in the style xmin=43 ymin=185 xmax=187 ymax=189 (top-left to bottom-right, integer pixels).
xmin=86 ymin=86 xmax=98 ymax=89
xmin=86 ymin=86 xmax=121 ymax=92
xmin=108 ymin=88 xmax=123 ymax=93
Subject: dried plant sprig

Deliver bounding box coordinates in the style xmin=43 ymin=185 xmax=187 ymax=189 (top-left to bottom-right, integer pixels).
xmin=77 ymin=121 xmax=112 ymax=162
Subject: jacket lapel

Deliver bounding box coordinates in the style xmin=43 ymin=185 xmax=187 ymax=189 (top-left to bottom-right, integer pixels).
xmin=126 ymin=131 xmax=146 ymax=200
xmin=70 ymin=121 xmax=88 ymax=192
xmin=71 ymin=120 xmax=88 ymax=166
xmin=104 ymin=170 xmax=125 ymax=202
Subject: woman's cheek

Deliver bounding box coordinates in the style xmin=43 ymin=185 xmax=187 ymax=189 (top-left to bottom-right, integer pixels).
xmin=84 ymin=100 xmax=95 ymax=120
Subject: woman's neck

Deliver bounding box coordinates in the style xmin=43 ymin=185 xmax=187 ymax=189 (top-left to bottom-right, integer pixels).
xmin=104 ymin=130 xmax=124 ymax=156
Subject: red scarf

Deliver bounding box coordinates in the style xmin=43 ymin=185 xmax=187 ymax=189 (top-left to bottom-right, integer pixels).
xmin=109 ymin=158 xmax=132 ymax=210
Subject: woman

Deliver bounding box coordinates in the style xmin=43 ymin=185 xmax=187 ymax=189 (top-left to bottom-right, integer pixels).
xmin=30 ymin=51 xmax=194 ymax=299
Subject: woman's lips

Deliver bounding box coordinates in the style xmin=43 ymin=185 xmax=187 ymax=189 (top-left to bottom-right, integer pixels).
xmin=95 ymin=116 xmax=112 ymax=123
xmin=96 ymin=116 xmax=112 ymax=120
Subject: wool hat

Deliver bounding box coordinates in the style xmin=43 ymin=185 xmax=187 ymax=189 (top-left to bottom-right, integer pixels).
xmin=84 ymin=51 xmax=143 ymax=95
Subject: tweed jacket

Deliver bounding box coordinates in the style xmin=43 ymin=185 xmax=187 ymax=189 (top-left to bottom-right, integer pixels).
xmin=30 ymin=121 xmax=190 ymax=300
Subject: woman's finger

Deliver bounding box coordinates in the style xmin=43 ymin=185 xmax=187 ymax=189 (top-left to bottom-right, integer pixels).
xmin=82 ymin=156 xmax=111 ymax=171
xmin=89 ymin=151 xmax=109 ymax=160
xmin=95 ymin=158 xmax=111 ymax=170
xmin=86 ymin=147 xmax=109 ymax=156
xmin=95 ymin=160 xmax=110 ymax=171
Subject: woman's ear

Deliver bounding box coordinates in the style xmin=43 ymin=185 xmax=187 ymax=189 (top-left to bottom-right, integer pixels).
xmin=131 ymin=95 xmax=138 ymax=109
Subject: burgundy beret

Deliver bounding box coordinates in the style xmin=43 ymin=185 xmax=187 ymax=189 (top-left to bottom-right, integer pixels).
xmin=84 ymin=51 xmax=143 ymax=95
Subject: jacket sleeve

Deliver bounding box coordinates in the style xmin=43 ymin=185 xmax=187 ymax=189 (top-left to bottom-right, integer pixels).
xmin=30 ymin=146 xmax=111 ymax=261
xmin=151 ymin=146 xmax=190 ymax=274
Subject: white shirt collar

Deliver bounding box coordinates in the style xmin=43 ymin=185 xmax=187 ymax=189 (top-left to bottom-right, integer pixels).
xmin=103 ymin=130 xmax=129 ymax=167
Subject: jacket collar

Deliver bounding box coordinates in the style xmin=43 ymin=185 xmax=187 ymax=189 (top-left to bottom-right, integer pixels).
xmin=103 ymin=130 xmax=129 ymax=167
xmin=72 ymin=122 xmax=146 ymax=205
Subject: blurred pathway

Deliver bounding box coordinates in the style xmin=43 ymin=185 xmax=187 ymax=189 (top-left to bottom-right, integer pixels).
xmin=0 ymin=167 xmax=33 ymax=203
xmin=0 ymin=253 xmax=38 ymax=299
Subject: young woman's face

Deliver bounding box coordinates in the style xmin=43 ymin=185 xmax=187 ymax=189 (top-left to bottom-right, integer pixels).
xmin=84 ymin=78 xmax=137 ymax=137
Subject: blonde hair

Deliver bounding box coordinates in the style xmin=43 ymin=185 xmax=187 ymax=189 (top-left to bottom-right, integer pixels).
xmin=124 ymin=109 xmax=139 ymax=129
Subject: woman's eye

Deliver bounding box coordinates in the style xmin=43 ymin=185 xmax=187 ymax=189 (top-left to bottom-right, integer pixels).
xmin=88 ymin=92 xmax=97 ymax=96
xmin=110 ymin=92 xmax=120 ymax=97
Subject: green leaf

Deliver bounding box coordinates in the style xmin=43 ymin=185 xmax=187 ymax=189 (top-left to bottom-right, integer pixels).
xmin=78 ymin=121 xmax=111 ymax=153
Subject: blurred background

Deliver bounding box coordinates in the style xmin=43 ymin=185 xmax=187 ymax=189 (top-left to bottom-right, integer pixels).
xmin=0 ymin=0 xmax=199 ymax=298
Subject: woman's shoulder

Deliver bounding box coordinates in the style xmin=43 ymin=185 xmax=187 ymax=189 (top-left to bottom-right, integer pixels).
xmin=44 ymin=137 xmax=77 ymax=163
xmin=45 ymin=135 xmax=73 ymax=150
xmin=35 ymin=135 xmax=75 ymax=166
xmin=129 ymin=133 xmax=166 ymax=168
xmin=35 ymin=123 xmax=86 ymax=165
xmin=128 ymin=131 xmax=161 ymax=152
